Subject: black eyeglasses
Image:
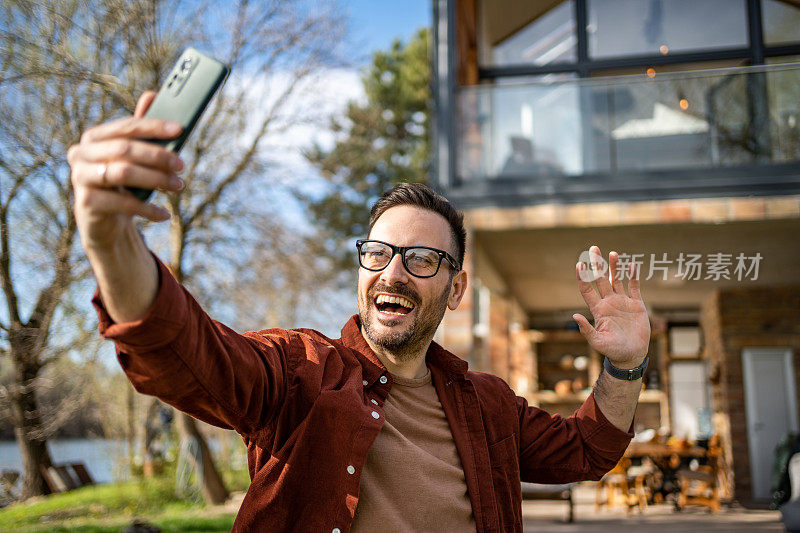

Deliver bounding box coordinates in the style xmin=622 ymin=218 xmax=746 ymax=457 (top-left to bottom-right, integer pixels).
xmin=356 ymin=239 xmax=461 ymax=278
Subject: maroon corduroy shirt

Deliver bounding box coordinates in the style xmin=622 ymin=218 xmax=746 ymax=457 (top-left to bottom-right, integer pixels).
xmin=93 ymin=257 xmax=633 ymax=532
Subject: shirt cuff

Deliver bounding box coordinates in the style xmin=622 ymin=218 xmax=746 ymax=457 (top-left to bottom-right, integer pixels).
xmin=91 ymin=253 xmax=188 ymax=352
xmin=575 ymin=392 xmax=635 ymax=457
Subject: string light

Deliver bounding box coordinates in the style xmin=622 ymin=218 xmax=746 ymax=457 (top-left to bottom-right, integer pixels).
xmin=679 ymin=98 xmax=689 ymax=110
xmin=659 ymin=44 xmax=669 ymax=55
xmin=646 ymin=68 xmax=656 ymax=78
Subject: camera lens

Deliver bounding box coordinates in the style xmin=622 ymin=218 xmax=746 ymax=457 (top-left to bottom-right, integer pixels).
xmin=180 ymin=58 xmax=192 ymax=72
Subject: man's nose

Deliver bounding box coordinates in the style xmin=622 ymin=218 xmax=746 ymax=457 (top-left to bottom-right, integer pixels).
xmin=379 ymin=252 xmax=409 ymax=283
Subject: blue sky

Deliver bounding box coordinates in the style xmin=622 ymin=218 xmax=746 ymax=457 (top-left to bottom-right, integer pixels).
xmin=345 ymin=0 xmax=431 ymax=63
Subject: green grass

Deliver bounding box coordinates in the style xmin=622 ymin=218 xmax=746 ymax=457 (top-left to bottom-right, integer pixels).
xmin=0 ymin=477 xmax=237 ymax=532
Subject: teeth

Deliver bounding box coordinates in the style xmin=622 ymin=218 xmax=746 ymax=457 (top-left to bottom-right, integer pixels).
xmin=375 ymin=294 xmax=415 ymax=309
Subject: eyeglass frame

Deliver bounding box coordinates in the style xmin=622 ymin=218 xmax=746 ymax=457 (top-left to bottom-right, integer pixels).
xmin=355 ymin=239 xmax=461 ymax=278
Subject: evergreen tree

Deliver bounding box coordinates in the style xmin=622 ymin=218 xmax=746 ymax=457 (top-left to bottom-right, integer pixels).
xmin=304 ymin=28 xmax=431 ymax=270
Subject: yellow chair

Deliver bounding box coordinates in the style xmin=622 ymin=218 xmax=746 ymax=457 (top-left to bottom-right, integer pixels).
xmin=676 ymin=446 xmax=722 ymax=513
xmin=596 ymin=458 xmax=638 ymax=513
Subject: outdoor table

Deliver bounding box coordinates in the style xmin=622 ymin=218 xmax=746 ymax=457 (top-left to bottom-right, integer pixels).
xmin=625 ymin=442 xmax=707 ymax=459
xmin=624 ymin=443 xmax=709 ymax=506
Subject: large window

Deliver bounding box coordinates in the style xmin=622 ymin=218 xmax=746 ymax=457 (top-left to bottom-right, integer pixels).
xmin=475 ymin=0 xmax=800 ymax=75
xmin=587 ymin=0 xmax=748 ymax=59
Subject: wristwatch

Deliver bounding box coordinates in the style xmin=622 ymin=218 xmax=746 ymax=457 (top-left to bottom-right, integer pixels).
xmin=603 ymin=355 xmax=649 ymax=381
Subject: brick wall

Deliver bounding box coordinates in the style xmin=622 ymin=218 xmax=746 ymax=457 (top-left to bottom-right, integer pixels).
xmin=701 ymin=285 xmax=800 ymax=502
xmin=488 ymin=292 xmax=510 ymax=379
xmin=436 ymin=237 xmax=475 ymax=363
xmin=438 ymin=231 xmax=534 ymax=392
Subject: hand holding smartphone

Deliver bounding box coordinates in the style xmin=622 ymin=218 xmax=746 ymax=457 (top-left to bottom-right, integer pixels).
xmin=128 ymin=48 xmax=230 ymax=201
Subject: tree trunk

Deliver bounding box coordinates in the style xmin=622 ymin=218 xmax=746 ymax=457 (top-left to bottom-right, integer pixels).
xmin=9 ymin=364 xmax=54 ymax=498
xmin=176 ymin=411 xmax=229 ymax=505
xmin=142 ymin=397 xmax=161 ymax=477
xmin=127 ymin=386 xmax=136 ymax=476
xmin=167 ymin=222 xmax=229 ymax=505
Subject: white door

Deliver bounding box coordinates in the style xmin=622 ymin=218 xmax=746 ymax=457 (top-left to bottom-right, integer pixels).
xmin=742 ymin=348 xmax=798 ymax=500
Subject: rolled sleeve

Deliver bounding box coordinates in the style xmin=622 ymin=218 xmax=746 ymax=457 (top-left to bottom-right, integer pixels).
xmin=517 ymin=391 xmax=634 ymax=483
xmin=92 ymin=254 xmax=188 ymax=352
xmin=573 ymin=392 xmax=634 ymax=463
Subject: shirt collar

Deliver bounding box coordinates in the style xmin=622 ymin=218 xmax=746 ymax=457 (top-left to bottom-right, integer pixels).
xmin=339 ymin=315 xmax=469 ymax=384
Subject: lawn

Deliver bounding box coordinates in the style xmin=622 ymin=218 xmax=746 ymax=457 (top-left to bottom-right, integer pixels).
xmin=0 ymin=477 xmax=240 ymax=532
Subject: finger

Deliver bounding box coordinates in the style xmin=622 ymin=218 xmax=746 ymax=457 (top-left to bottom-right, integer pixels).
xmin=72 ymin=139 xmax=183 ymax=174
xmin=134 ymin=91 xmax=157 ymax=118
xmin=74 ymin=160 xmax=182 ymax=192
xmin=82 ymin=187 xmax=171 ymax=222
xmin=576 ymin=262 xmax=601 ymax=309
xmin=591 ymin=245 xmax=613 ymax=298
xmin=609 ymin=251 xmax=624 ymax=294
xmin=628 ymin=262 xmax=643 ymax=300
xmin=81 ymin=115 xmax=182 ymax=144
xmin=572 ymin=313 xmax=597 ymax=343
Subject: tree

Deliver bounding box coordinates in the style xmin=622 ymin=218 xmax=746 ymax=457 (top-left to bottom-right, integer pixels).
xmin=303 ymin=28 xmax=431 ymax=270
xmin=0 ymin=0 xmax=133 ymax=498
xmin=0 ymin=0 xmax=345 ymax=500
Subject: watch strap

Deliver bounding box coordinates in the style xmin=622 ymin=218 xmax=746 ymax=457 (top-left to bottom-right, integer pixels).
xmin=603 ymin=355 xmax=649 ymax=381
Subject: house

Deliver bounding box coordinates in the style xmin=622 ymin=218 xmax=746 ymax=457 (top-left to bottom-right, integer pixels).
xmin=430 ymin=0 xmax=800 ymax=504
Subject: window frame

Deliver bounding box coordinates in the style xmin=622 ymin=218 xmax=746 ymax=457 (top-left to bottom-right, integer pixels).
xmin=478 ymin=0 xmax=800 ymax=81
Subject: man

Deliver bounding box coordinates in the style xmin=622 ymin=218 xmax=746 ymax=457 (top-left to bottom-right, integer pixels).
xmin=68 ymin=92 xmax=651 ymax=532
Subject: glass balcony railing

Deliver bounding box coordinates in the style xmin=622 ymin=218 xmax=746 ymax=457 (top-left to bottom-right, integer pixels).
xmin=456 ymin=63 xmax=800 ymax=184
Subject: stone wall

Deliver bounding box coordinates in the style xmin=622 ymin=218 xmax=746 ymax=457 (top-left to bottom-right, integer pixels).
xmin=701 ymin=285 xmax=800 ymax=502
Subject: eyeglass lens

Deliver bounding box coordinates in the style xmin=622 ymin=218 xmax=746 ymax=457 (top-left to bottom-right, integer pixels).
xmin=359 ymin=242 xmax=441 ymax=277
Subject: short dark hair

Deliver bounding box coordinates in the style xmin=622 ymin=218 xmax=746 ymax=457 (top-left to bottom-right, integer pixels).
xmin=368 ymin=183 xmax=466 ymax=269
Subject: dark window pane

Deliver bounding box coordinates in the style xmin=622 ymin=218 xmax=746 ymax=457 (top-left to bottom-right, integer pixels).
xmin=588 ymin=0 xmax=748 ymax=59
xmin=483 ymin=0 xmax=576 ymax=67
xmin=762 ymin=0 xmax=800 ymax=46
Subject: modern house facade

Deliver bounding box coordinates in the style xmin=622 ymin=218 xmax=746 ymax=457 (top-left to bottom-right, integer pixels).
xmin=431 ymin=0 xmax=800 ymax=503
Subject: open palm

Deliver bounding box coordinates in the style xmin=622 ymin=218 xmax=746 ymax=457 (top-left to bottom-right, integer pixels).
xmin=573 ymin=246 xmax=651 ymax=368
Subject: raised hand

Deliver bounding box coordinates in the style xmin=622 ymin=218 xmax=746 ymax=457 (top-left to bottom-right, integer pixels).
xmin=68 ymin=92 xmax=185 ymax=323
xmin=572 ymin=245 xmax=650 ymax=369
xmin=68 ymin=91 xmax=184 ymax=251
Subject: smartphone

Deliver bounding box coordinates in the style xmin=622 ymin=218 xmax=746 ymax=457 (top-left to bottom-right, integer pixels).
xmin=128 ymin=47 xmax=230 ymax=201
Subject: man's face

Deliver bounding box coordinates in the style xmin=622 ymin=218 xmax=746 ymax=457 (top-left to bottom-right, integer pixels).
xmin=357 ymin=205 xmax=465 ymax=360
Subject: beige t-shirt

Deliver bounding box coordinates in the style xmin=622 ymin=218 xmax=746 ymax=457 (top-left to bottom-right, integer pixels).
xmin=350 ymin=367 xmax=476 ymax=532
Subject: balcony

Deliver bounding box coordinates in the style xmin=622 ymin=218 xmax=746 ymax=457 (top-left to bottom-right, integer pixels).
xmin=450 ymin=63 xmax=800 ymax=207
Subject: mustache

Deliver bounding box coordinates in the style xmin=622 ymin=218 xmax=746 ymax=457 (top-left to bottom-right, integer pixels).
xmin=368 ymin=283 xmax=420 ymax=306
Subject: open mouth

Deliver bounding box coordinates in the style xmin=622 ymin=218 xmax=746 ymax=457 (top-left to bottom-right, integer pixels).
xmin=374 ymin=294 xmax=416 ymax=317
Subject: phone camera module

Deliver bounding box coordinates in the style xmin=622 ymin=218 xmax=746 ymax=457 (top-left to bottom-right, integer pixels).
xmin=180 ymin=58 xmax=193 ymax=72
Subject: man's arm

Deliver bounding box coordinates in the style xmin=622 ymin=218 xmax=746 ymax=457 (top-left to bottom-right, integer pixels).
xmin=592 ymin=370 xmax=642 ymax=432
xmin=572 ymin=245 xmax=651 ymax=432
xmin=68 ymin=91 xmax=184 ymax=323
xmin=92 ymin=256 xmax=290 ymax=435
xmin=71 ymin=93 xmax=287 ymax=434
xmin=516 ymin=391 xmax=633 ymax=483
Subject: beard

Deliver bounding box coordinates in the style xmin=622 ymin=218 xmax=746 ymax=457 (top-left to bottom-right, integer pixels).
xmin=359 ymin=281 xmax=451 ymax=362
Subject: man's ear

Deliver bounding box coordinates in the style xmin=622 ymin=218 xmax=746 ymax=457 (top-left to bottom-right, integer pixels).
xmin=448 ymin=269 xmax=468 ymax=310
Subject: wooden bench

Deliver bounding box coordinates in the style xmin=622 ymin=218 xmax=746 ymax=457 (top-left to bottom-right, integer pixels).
xmin=521 ymin=482 xmax=576 ymax=522
xmin=39 ymin=463 xmax=95 ymax=494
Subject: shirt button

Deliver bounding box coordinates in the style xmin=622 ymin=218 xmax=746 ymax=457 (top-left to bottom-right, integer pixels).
xmin=379 ymin=375 xmax=388 ymax=384
xmin=370 ymin=399 xmax=378 ymax=405
xmin=362 ymin=379 xmax=368 ymax=386
xmin=371 ymin=411 xmax=380 ymax=419
xmin=347 ymin=465 xmax=355 ymax=475
xmin=333 ymin=529 xmax=341 ymax=533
